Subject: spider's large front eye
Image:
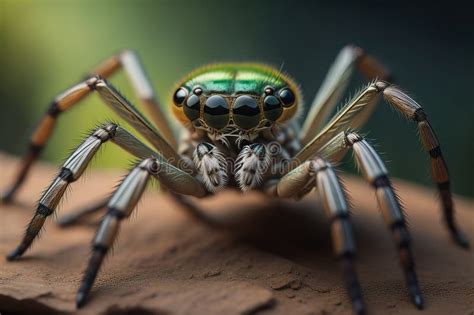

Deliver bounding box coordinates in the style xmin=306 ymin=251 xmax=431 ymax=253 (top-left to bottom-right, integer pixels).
xmin=278 ymin=88 xmax=295 ymax=107
xmin=173 ymin=87 xmax=188 ymax=107
xmin=233 ymin=95 xmax=260 ymax=130
xmin=263 ymin=95 xmax=282 ymax=121
xmin=184 ymin=93 xmax=201 ymax=121
xmin=204 ymin=95 xmax=229 ymax=130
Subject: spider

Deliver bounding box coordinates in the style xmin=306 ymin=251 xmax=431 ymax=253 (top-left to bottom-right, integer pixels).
xmin=1 ymin=46 xmax=469 ymax=315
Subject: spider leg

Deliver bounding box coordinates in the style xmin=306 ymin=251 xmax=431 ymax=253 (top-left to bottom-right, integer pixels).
xmin=290 ymin=81 xmax=468 ymax=248
xmin=5 ymin=123 xmax=145 ymax=260
xmin=117 ymin=50 xmax=176 ymax=144
xmin=275 ymin=158 xmax=365 ymax=315
xmin=344 ymin=132 xmax=423 ymax=309
xmin=58 ymin=130 xmax=200 ymax=227
xmin=6 ymin=123 xmax=205 ymax=260
xmin=76 ymin=155 xmax=206 ymax=307
xmin=301 ymin=45 xmax=391 ymax=145
xmin=2 ymin=50 xmax=175 ymax=203
xmin=56 ymin=199 xmax=108 ymax=227
xmin=93 ymin=78 xmax=184 ymax=164
xmin=76 ymin=158 xmax=157 ymax=308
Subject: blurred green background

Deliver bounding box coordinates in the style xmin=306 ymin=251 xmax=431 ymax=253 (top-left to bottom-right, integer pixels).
xmin=1 ymin=0 xmax=473 ymax=197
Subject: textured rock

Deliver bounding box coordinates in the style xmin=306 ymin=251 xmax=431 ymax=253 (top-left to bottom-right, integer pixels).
xmin=0 ymin=153 xmax=473 ymax=315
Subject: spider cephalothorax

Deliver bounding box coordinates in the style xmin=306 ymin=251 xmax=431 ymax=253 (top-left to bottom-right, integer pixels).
xmin=2 ymin=46 xmax=469 ymax=315
xmin=171 ymin=64 xmax=302 ymax=139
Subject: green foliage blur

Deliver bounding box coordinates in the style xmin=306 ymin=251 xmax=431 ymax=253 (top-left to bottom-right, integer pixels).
xmin=1 ymin=0 xmax=473 ymax=197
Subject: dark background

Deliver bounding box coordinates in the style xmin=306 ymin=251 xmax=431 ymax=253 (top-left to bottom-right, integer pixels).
xmin=1 ymin=0 xmax=473 ymax=197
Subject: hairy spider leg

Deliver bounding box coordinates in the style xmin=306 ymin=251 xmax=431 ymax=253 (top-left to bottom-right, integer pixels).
xmin=290 ymin=81 xmax=468 ymax=249
xmin=300 ymin=45 xmax=392 ymax=145
xmin=6 ymin=123 xmax=205 ymax=261
xmin=56 ymin=198 xmax=108 ymax=227
xmin=345 ymin=132 xmax=423 ymax=309
xmin=77 ymin=155 xmax=205 ymax=307
xmin=2 ymin=50 xmax=175 ymax=203
xmin=276 ymin=158 xmax=365 ymax=315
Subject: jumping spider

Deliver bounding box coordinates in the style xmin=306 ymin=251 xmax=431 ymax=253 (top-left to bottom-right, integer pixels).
xmin=2 ymin=46 xmax=468 ymax=315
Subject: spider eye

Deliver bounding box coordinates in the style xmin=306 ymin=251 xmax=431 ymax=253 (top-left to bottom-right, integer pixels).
xmin=193 ymin=86 xmax=203 ymax=96
xmin=204 ymin=95 xmax=229 ymax=130
xmin=184 ymin=93 xmax=201 ymax=121
xmin=264 ymin=86 xmax=275 ymax=95
xmin=263 ymin=95 xmax=282 ymax=121
xmin=278 ymin=88 xmax=295 ymax=107
xmin=233 ymin=95 xmax=260 ymax=130
xmin=173 ymin=87 xmax=188 ymax=106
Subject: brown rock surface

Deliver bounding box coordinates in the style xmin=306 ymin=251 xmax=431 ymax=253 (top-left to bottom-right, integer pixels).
xmin=0 ymin=153 xmax=472 ymax=315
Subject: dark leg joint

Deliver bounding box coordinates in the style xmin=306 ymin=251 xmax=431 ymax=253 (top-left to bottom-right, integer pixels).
xmin=106 ymin=207 xmax=126 ymax=220
xmin=390 ymin=221 xmax=411 ymax=248
xmin=330 ymin=212 xmax=350 ymax=224
xmin=413 ymin=108 xmax=427 ymax=122
xmin=92 ymin=244 xmax=109 ymax=254
xmin=29 ymin=143 xmax=44 ymax=155
xmin=428 ymin=146 xmax=442 ymax=158
xmin=37 ymin=203 xmax=54 ymax=216
xmin=59 ymin=167 xmax=75 ymax=182
xmin=372 ymin=175 xmax=391 ymax=188
xmin=437 ymin=180 xmax=450 ymax=191
xmin=47 ymin=101 xmax=61 ymax=117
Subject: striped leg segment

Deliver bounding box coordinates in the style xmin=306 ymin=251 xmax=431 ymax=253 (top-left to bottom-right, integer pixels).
xmin=277 ymin=158 xmax=365 ymax=315
xmin=6 ymin=124 xmax=118 ymax=260
xmin=1 ymin=77 xmax=99 ymax=203
xmin=346 ymin=132 xmax=423 ymax=309
xmin=382 ymin=88 xmax=468 ymax=248
xmin=314 ymin=158 xmax=364 ymax=315
xmin=76 ymin=158 xmax=156 ymax=307
xmin=1 ymin=51 xmax=175 ymax=203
